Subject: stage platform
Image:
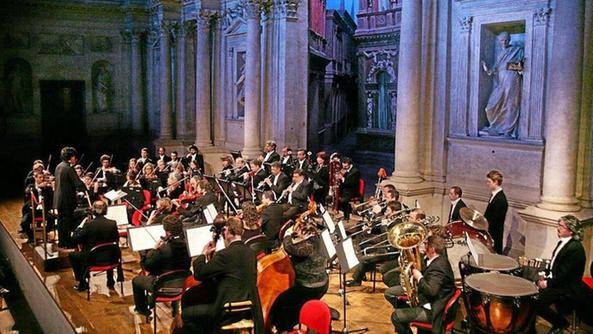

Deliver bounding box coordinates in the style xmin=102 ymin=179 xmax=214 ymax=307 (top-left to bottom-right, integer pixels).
xmin=0 ymin=198 xmax=571 ymax=333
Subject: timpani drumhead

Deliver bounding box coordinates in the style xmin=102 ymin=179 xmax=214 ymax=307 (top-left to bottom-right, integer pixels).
xmin=465 ymin=272 xmax=538 ymax=297
xmin=468 ymin=253 xmax=519 ymax=272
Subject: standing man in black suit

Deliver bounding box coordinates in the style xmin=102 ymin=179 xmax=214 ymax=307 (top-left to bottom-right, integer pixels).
xmin=447 ymin=186 xmax=467 ymax=223
xmin=260 ymin=191 xmax=287 ymax=245
xmin=338 ymin=157 xmax=361 ymax=221
xmin=294 ymin=149 xmax=310 ymax=174
xmin=69 ymin=200 xmax=120 ymax=291
xmin=484 ymin=170 xmax=508 ymax=254
xmin=182 ymin=216 xmax=263 ymax=334
xmin=261 ymin=140 xmax=280 ymax=170
xmin=53 ymin=146 xmax=85 ymax=248
xmin=535 ymin=215 xmax=586 ymax=334
xmin=132 ymin=215 xmax=191 ymax=316
xmin=391 ymin=235 xmax=456 ymax=334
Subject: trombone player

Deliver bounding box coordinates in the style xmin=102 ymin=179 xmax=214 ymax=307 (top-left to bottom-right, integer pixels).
xmin=391 ymin=235 xmax=455 ymax=334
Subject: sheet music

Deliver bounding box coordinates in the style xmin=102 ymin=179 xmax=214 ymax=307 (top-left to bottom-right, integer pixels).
xmin=185 ymin=225 xmax=225 ymax=257
xmin=335 ymin=237 xmax=360 ymax=273
xmin=320 ymin=229 xmax=336 ymax=258
xmin=322 ymin=210 xmax=335 ymax=234
xmin=465 ymin=232 xmax=479 ymax=265
xmin=104 ymin=189 xmax=127 ymax=202
xmin=106 ymin=204 xmax=129 ymax=226
xmin=337 ymin=221 xmax=347 ymax=240
xmin=128 ymin=225 xmax=165 ymax=252
xmin=204 ymin=204 xmax=218 ymax=225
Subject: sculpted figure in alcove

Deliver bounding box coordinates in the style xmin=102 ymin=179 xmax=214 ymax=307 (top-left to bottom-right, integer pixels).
xmin=480 ymin=32 xmax=524 ymax=138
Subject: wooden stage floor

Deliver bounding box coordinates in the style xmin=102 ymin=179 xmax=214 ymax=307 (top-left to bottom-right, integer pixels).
xmin=0 ymin=198 xmax=576 ymax=333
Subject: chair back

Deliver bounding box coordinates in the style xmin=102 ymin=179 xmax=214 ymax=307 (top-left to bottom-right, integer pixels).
xmin=299 ymin=300 xmax=331 ymax=334
xmin=245 ymin=234 xmax=269 ymax=255
xmin=143 ymin=190 xmax=152 ymax=208
xmin=358 ymin=179 xmax=365 ymax=201
xmin=88 ymin=242 xmax=121 ymax=267
xmin=443 ymin=289 xmax=462 ymax=329
xmin=278 ymin=220 xmax=294 ymax=240
xmin=153 ymin=269 xmax=191 ymax=298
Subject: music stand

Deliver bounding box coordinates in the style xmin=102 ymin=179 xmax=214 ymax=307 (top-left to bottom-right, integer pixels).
xmin=335 ymin=237 xmax=369 ymax=333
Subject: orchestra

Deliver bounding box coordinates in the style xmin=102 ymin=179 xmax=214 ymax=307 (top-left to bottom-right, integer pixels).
xmin=17 ymin=143 xmax=593 ymax=334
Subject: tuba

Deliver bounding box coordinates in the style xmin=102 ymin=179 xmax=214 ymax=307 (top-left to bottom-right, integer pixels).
xmin=387 ymin=220 xmax=428 ymax=307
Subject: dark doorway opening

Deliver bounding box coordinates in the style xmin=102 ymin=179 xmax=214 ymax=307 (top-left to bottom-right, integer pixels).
xmin=40 ymin=80 xmax=86 ymax=161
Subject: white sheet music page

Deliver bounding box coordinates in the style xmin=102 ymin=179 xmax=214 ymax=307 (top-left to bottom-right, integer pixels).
xmin=322 ymin=210 xmax=335 ymax=234
xmin=128 ymin=225 xmax=165 ymax=252
xmin=343 ymin=237 xmax=359 ymax=269
xmin=321 ymin=229 xmax=336 ymax=258
xmin=185 ymin=225 xmax=225 ymax=257
xmin=465 ymin=232 xmax=480 ymax=265
xmin=106 ymin=205 xmax=129 ymax=226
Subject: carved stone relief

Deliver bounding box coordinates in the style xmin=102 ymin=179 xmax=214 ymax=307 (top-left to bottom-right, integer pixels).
xmin=92 ymin=61 xmax=113 ymax=113
xmin=39 ymin=34 xmax=84 ymax=55
xmin=3 ymin=58 xmax=33 ymax=114
xmin=89 ymin=36 xmax=113 ymax=52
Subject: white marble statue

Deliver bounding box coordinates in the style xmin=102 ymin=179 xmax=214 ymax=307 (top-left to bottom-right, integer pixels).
xmin=95 ymin=65 xmax=111 ymax=113
xmin=480 ymin=32 xmax=524 ymax=138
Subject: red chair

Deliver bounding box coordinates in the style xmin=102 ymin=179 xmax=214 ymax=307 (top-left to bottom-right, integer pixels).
xmin=299 ymin=300 xmax=331 ymax=334
xmin=349 ymin=179 xmax=365 ymax=204
xmin=85 ymin=242 xmax=124 ymax=301
xmin=148 ymin=269 xmax=191 ymax=334
xmin=410 ymin=289 xmax=462 ymax=333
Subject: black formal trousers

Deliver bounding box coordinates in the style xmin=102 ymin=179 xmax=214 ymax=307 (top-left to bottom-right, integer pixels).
xmin=271 ymin=282 xmax=329 ymax=332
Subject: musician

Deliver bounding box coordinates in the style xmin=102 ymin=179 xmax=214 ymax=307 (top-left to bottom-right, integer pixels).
xmin=159 ymin=175 xmax=184 ymax=200
xmin=21 ymin=171 xmax=55 ymax=243
xmin=447 ymin=186 xmax=467 ymax=223
xmin=271 ymin=217 xmax=329 ymax=332
xmin=188 ymin=159 xmax=203 ymax=177
xmin=484 ymin=170 xmax=508 ymax=254
xmin=533 ymin=215 xmax=586 ymax=334
xmin=183 ymin=144 xmax=205 ymax=173
xmin=127 ymin=158 xmax=137 ymax=174
xmin=53 ymin=146 xmax=85 ymax=249
xmin=74 ymin=164 xmax=84 ymax=179
xmin=182 ymin=216 xmax=263 ymax=334
xmin=338 ymin=157 xmax=361 ymax=221
xmin=283 ymin=169 xmax=311 ymax=216
xmin=391 ymin=235 xmax=455 ymax=334
xmin=263 ymin=162 xmax=289 ymax=199
xmin=245 ymin=159 xmax=268 ymax=186
xmin=139 ymin=162 xmax=161 ymax=197
xmin=218 ymin=155 xmax=234 ymax=179
xmin=24 ymin=160 xmax=44 ymax=188
xmin=176 ymin=179 xmax=218 ymax=224
xmin=94 ymin=154 xmax=116 ymax=192
xmin=155 ymin=159 xmax=169 ymax=186
xmin=241 ymin=201 xmax=262 ymax=240
xmin=280 ymin=146 xmax=295 ymax=177
xmin=229 ymin=157 xmax=250 ymax=183
xmin=261 ymin=140 xmax=281 ymax=166
xmin=294 ymin=149 xmax=309 ymax=174
xmin=136 ymin=147 xmax=153 ymax=171
xmin=168 ymin=151 xmax=180 ymax=166
xmin=260 ymin=190 xmax=286 ymax=246
xmin=122 ymin=170 xmax=145 ymax=219
xmin=69 ymin=200 xmax=120 ymax=292
xmin=311 ymin=152 xmax=329 ymax=205
xmin=132 ymin=215 xmax=191 ymax=317
xmin=156 ymin=146 xmax=171 ymax=164
xmin=146 ymin=198 xmax=173 ymax=225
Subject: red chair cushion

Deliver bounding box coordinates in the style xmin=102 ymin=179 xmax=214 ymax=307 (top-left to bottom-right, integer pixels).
xmin=583 ymin=277 xmax=593 ymax=290
xmin=89 ymin=264 xmax=119 ymax=272
xmin=299 ymin=300 xmax=331 ymax=334
xmin=155 ymin=295 xmax=183 ymax=303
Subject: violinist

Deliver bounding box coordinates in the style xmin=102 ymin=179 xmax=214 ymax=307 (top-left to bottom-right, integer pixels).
xmin=182 ymin=216 xmax=263 ymax=333
xmin=69 ymin=200 xmax=120 ymax=292
xmin=156 ymin=146 xmax=171 ymax=164
xmin=176 ymin=179 xmax=218 ymax=224
xmin=170 ymin=162 xmax=186 ymax=181
xmin=139 ymin=162 xmax=161 ymax=197
xmin=127 ymin=158 xmax=138 ymax=174
xmin=24 ymin=160 xmax=44 ymax=188
xmin=77 ymin=172 xmax=98 ymax=206
xmin=136 ymin=147 xmax=153 ymax=171
xmin=21 ymin=171 xmax=55 ymax=243
xmin=188 ymin=159 xmax=202 ymax=177
xmin=146 ymin=198 xmax=173 ymax=225
xmin=168 ymin=151 xmax=180 ymax=166
xmin=122 ymin=170 xmax=145 ymax=220
xmin=94 ymin=155 xmax=116 ymax=193
xmin=132 ymin=215 xmax=191 ymax=317
xmin=159 ymin=175 xmax=184 ymax=200
xmin=311 ymin=152 xmax=329 ymax=205
xmin=74 ymin=164 xmax=84 ymax=179
xmin=240 ymin=201 xmax=262 ymax=240
xmin=263 ymin=162 xmax=289 ymax=199
xmin=173 ymin=175 xmax=202 ymax=209
xmin=338 ymin=157 xmax=361 ymax=221
xmin=53 ymin=146 xmax=85 ymax=249
xmin=155 ymin=159 xmax=169 ymax=186
xmin=183 ymin=144 xmax=205 ymax=173
xmin=271 ymin=216 xmax=329 ymax=332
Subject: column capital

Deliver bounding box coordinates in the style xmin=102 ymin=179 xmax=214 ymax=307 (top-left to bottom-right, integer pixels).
xmin=270 ymin=0 xmax=300 ymax=19
xmin=458 ymin=16 xmax=472 ymax=32
xmin=196 ymin=10 xmax=219 ymax=29
xmin=183 ymin=19 xmax=197 ymax=36
xmin=159 ymin=19 xmax=178 ymax=36
xmin=244 ymin=0 xmax=262 ymax=20
xmin=533 ymin=7 xmax=552 ymax=26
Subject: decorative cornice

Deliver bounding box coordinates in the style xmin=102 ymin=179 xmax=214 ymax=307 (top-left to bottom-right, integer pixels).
xmin=458 ymin=16 xmax=472 ymax=32
xmin=271 ymin=0 xmax=300 ymax=20
xmin=533 ymin=7 xmax=551 ymax=26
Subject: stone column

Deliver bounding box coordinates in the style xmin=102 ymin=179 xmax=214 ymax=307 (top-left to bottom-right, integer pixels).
xmin=195 ymin=13 xmax=213 ymax=147
xmin=242 ymin=1 xmax=262 ymax=158
xmin=391 ymin=0 xmax=422 ymax=183
xmin=538 ymin=0 xmax=585 ymax=212
xmin=159 ymin=21 xmax=173 ymax=140
xmin=130 ymin=30 xmax=144 ymax=133
xmin=176 ymin=22 xmax=187 ymax=139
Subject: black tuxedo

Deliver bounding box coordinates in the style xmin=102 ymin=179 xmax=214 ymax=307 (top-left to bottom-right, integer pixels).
xmin=269 ymin=172 xmax=290 ymax=198
xmin=281 ymin=155 xmax=295 ymax=177
xmin=311 ymin=165 xmax=329 ymax=204
xmin=391 ymin=255 xmax=455 ymax=334
xmin=178 ymin=191 xmax=219 ymax=224
xmin=448 ymin=199 xmax=467 ymax=222
xmin=537 ymin=238 xmax=587 ymax=329
xmin=288 ymin=180 xmax=310 ymax=213
xmin=184 ymin=240 xmax=263 ymax=334
xmin=262 ymin=203 xmax=286 ymax=243
xmin=133 ymin=237 xmax=191 ymax=314
xmin=484 ymin=190 xmax=508 ymax=254
xmin=54 ymin=161 xmax=85 ymax=248
xmin=156 ymin=155 xmax=171 ymax=164
xmin=251 ymin=168 xmax=268 ymax=187
xmin=295 ymin=159 xmax=309 ymax=174
xmin=69 ymin=215 xmax=120 ymax=288
xmin=263 ymin=151 xmax=280 ymax=165
xmin=183 ymin=153 xmax=205 ymax=173
xmin=338 ymin=167 xmax=361 ymax=220
xmin=135 ymin=157 xmax=154 ymax=171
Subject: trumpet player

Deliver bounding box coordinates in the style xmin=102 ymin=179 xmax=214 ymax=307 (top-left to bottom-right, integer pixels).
xmin=390 ymin=235 xmax=455 ymax=334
